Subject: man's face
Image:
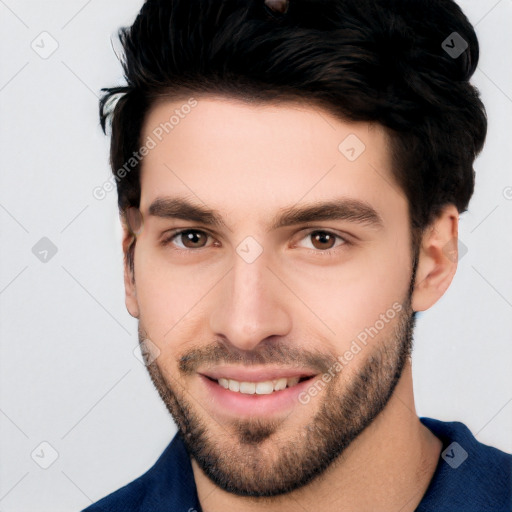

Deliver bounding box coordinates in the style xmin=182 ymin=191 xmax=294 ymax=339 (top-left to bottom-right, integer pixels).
xmin=127 ymin=96 xmax=416 ymax=496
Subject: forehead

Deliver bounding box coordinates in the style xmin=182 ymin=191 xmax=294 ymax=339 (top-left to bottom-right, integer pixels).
xmin=138 ymin=96 xmax=405 ymax=228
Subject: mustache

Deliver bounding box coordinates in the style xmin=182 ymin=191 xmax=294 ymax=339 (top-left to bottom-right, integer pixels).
xmin=178 ymin=340 xmax=337 ymax=375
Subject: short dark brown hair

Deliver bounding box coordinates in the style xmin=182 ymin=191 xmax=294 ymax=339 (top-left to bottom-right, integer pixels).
xmin=100 ymin=0 xmax=486 ymax=254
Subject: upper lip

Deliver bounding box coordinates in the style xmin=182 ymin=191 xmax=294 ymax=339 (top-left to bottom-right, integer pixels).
xmin=200 ymin=366 xmax=318 ymax=382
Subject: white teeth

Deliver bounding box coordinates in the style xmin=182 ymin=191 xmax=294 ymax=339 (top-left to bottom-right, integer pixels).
xmin=239 ymin=381 xmax=256 ymax=394
xmin=287 ymin=376 xmax=300 ymax=387
xmin=215 ymin=376 xmax=305 ymax=394
xmin=255 ymin=381 xmax=274 ymax=395
xmin=274 ymin=377 xmax=287 ymax=391
xmin=228 ymin=379 xmax=240 ymax=392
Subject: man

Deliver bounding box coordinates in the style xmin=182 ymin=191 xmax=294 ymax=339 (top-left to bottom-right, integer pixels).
xmin=84 ymin=0 xmax=511 ymax=510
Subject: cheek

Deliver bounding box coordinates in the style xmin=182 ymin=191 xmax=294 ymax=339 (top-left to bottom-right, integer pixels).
xmin=132 ymin=224 xmax=412 ymax=357
xmin=292 ymin=241 xmax=411 ymax=350
xmin=133 ymin=243 xmax=222 ymax=339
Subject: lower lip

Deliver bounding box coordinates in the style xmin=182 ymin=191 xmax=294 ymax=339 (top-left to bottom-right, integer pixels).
xmin=199 ymin=374 xmax=316 ymax=418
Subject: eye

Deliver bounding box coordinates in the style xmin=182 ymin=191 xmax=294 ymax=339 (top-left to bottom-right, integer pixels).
xmin=296 ymin=230 xmax=347 ymax=253
xmin=161 ymin=228 xmax=350 ymax=255
xmin=163 ymin=229 xmax=214 ymax=250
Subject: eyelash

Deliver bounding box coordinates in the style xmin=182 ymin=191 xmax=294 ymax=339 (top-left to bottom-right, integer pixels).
xmin=161 ymin=228 xmax=351 ymax=258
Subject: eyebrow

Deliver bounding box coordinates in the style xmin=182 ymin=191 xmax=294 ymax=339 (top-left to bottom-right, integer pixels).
xmin=148 ymin=196 xmax=383 ymax=231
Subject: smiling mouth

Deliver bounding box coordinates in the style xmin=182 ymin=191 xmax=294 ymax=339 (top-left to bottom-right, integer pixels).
xmin=204 ymin=375 xmax=315 ymax=395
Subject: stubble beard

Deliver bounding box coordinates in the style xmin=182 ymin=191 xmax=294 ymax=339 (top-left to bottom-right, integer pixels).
xmin=140 ymin=292 xmax=416 ymax=497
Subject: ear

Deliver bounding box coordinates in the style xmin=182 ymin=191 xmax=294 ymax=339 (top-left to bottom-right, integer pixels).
xmin=411 ymin=204 xmax=459 ymax=312
xmin=121 ymin=218 xmax=140 ymax=319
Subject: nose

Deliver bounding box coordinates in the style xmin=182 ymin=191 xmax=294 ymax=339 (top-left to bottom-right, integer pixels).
xmin=209 ymin=252 xmax=292 ymax=351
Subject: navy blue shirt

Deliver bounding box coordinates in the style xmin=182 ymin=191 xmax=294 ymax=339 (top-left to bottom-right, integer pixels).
xmin=82 ymin=417 xmax=512 ymax=511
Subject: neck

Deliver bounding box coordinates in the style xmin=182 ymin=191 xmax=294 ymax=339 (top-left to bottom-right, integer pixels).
xmin=191 ymin=360 xmax=442 ymax=512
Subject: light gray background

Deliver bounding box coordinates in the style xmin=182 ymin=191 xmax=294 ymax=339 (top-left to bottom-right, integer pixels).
xmin=0 ymin=1 xmax=511 ymax=511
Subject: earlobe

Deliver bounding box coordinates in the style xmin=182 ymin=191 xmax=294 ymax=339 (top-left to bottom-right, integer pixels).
xmin=411 ymin=205 xmax=459 ymax=312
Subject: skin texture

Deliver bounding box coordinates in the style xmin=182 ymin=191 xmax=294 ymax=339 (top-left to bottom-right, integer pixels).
xmin=123 ymin=96 xmax=458 ymax=511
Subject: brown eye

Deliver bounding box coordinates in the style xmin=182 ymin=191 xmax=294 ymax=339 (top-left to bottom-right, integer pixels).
xmin=172 ymin=230 xmax=210 ymax=249
xmin=310 ymin=231 xmax=337 ymax=250
xmin=295 ymin=229 xmax=347 ymax=254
